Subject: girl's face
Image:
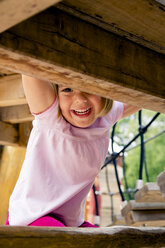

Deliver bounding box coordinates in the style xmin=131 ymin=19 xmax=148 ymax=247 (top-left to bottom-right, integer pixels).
xmin=58 ymin=86 xmax=102 ymax=128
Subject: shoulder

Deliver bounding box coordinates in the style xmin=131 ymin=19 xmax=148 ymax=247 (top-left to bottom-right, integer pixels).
xmin=105 ymin=101 xmax=124 ymax=123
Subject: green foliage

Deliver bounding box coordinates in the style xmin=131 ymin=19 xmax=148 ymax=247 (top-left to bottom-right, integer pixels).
xmin=112 ymin=109 xmax=165 ymax=197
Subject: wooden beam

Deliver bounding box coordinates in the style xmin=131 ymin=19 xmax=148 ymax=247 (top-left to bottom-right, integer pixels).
xmin=0 ymin=0 xmax=62 ymax=33
xmin=0 ymin=8 xmax=165 ymax=113
xmin=0 ymin=121 xmax=18 ymax=146
xmin=0 ymin=74 xmax=26 ymax=106
xmin=0 ymin=226 xmax=165 ymax=247
xmin=59 ymin=0 xmax=165 ymax=55
xmin=0 ymin=105 xmax=33 ymax=123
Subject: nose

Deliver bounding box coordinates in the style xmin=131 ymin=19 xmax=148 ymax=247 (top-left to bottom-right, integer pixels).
xmin=74 ymin=91 xmax=88 ymax=103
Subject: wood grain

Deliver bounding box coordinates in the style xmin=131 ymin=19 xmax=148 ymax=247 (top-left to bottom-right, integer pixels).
xmin=60 ymin=0 xmax=165 ymax=55
xmin=0 ymin=75 xmax=26 ymax=106
xmin=0 ymin=0 xmax=62 ymax=33
xmin=0 ymin=8 xmax=165 ymax=113
xmin=0 ymin=105 xmax=33 ymax=123
xmin=0 ymin=146 xmax=25 ymax=224
xmin=134 ymin=183 xmax=165 ymax=203
xmin=0 ymin=226 xmax=165 ymax=248
xmin=0 ymin=121 xmax=18 ymax=146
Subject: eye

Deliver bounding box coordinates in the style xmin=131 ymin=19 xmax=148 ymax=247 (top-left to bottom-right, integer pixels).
xmin=62 ymin=88 xmax=73 ymax=93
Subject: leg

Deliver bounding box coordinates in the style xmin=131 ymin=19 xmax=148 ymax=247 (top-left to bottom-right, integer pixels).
xmin=6 ymin=214 xmax=66 ymax=227
xmin=29 ymin=214 xmax=66 ymax=227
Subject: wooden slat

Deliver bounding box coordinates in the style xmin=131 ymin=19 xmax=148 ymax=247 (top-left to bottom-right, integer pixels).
xmin=121 ymin=200 xmax=165 ymax=216
xmin=0 ymin=226 xmax=165 ymax=247
xmin=0 ymin=0 xmax=62 ymax=33
xmin=125 ymin=210 xmax=165 ymax=227
xmin=0 ymin=74 xmax=26 ymax=106
xmin=0 ymin=146 xmax=25 ymax=225
xmin=60 ymin=0 xmax=165 ymax=55
xmin=122 ymin=200 xmax=165 ymax=226
xmin=134 ymin=183 xmax=165 ymax=203
xmin=0 ymin=105 xmax=33 ymax=123
xmin=0 ymin=121 xmax=18 ymax=146
xmin=0 ymin=8 xmax=165 ymax=113
xmin=19 ymin=122 xmax=33 ymax=147
xmin=157 ymin=171 xmax=165 ymax=196
xmin=122 ymin=200 xmax=165 ymax=214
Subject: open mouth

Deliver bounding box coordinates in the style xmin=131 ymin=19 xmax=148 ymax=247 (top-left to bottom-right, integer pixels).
xmin=72 ymin=107 xmax=92 ymax=117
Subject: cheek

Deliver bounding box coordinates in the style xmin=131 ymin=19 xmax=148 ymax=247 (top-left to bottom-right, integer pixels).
xmin=92 ymin=96 xmax=102 ymax=112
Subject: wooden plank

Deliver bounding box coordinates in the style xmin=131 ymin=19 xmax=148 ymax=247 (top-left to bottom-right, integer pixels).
xmin=121 ymin=200 xmax=165 ymax=216
xmin=0 ymin=121 xmax=18 ymax=146
xmin=0 ymin=146 xmax=26 ymax=225
xmin=125 ymin=210 xmax=165 ymax=227
xmin=0 ymin=0 xmax=62 ymax=33
xmin=0 ymin=105 xmax=33 ymax=123
xmin=0 ymin=8 xmax=164 ymax=113
xmin=111 ymin=214 xmax=125 ymax=226
xmin=0 ymin=226 xmax=165 ymax=247
xmin=0 ymin=74 xmax=26 ymax=106
xmin=134 ymin=183 xmax=165 ymax=203
xmin=19 ymin=122 xmax=33 ymax=147
xmin=59 ymin=0 xmax=165 ymax=55
xmin=157 ymin=171 xmax=165 ymax=196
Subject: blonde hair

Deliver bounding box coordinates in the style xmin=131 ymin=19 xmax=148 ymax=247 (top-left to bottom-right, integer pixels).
xmin=53 ymin=84 xmax=113 ymax=118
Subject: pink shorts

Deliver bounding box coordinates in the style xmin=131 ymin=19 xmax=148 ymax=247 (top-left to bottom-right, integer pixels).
xmin=5 ymin=214 xmax=98 ymax=228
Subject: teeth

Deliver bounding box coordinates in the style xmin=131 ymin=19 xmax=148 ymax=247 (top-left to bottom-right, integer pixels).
xmin=74 ymin=108 xmax=90 ymax=115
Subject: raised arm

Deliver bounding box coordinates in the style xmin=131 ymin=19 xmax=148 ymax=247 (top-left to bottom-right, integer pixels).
xmin=22 ymin=75 xmax=56 ymax=114
xmin=122 ymin=103 xmax=141 ymax=118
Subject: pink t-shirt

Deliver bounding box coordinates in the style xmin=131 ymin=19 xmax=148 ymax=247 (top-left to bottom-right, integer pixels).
xmin=9 ymin=98 xmax=124 ymax=226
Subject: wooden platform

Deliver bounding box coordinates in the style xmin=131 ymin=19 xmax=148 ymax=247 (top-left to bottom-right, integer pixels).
xmin=134 ymin=183 xmax=165 ymax=203
xmin=121 ymin=183 xmax=165 ymax=227
xmin=157 ymin=171 xmax=165 ymax=197
xmin=0 ymin=226 xmax=165 ymax=248
xmin=121 ymin=200 xmax=165 ymax=227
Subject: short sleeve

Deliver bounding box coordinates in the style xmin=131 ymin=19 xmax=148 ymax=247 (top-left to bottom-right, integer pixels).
xmin=31 ymin=97 xmax=59 ymax=128
xmin=105 ymin=101 xmax=124 ymax=126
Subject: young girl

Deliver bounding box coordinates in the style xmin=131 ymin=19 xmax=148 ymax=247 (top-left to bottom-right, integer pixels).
xmin=6 ymin=75 xmax=140 ymax=227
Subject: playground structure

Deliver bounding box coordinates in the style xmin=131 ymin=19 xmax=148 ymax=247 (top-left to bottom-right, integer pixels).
xmin=0 ymin=0 xmax=165 ymax=247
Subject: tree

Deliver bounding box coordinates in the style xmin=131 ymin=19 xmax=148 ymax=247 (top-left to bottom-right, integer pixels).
xmin=112 ymin=109 xmax=165 ymax=197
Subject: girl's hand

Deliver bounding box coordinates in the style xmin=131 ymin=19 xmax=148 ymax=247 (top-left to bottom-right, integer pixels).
xmin=22 ymin=75 xmax=56 ymax=114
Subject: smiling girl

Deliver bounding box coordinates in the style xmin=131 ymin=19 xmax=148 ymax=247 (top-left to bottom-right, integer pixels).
xmin=6 ymin=75 xmax=140 ymax=227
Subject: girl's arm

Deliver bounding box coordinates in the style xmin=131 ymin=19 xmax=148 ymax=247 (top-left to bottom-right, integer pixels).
xmin=22 ymin=75 xmax=56 ymax=114
xmin=122 ymin=104 xmax=141 ymax=118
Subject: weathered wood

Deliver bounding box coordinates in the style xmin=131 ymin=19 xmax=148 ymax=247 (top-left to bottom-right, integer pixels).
xmin=122 ymin=200 xmax=165 ymax=226
xmin=0 ymin=8 xmax=165 ymax=113
xmin=111 ymin=214 xmax=125 ymax=226
xmin=134 ymin=183 xmax=165 ymax=203
xmin=0 ymin=226 xmax=165 ymax=248
xmin=0 ymin=146 xmax=26 ymax=224
xmin=0 ymin=75 xmax=26 ymax=106
xmin=59 ymin=0 xmax=165 ymax=55
xmin=0 ymin=0 xmax=62 ymax=33
xmin=0 ymin=67 xmax=14 ymax=75
xmin=0 ymin=105 xmax=33 ymax=123
xmin=122 ymin=200 xmax=165 ymax=217
xmin=19 ymin=122 xmax=33 ymax=147
xmin=125 ymin=210 xmax=165 ymax=227
xmin=157 ymin=171 xmax=165 ymax=196
xmin=0 ymin=121 xmax=18 ymax=146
